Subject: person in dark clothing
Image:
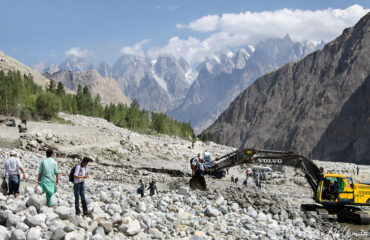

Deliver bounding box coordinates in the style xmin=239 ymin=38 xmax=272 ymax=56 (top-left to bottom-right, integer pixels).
xmin=357 ymin=166 xmax=360 ymax=175
xmin=139 ymin=180 xmax=146 ymax=198
xmin=332 ymin=181 xmax=339 ymax=201
xmin=73 ymin=157 xmax=93 ymax=216
xmin=323 ymin=179 xmax=332 ymax=200
xmin=234 ymin=177 xmax=239 ymax=185
xmin=147 ymin=180 xmax=158 ymax=196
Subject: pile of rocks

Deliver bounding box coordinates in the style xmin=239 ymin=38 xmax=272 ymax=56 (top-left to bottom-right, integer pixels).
xmin=0 ymin=182 xmax=345 ymax=240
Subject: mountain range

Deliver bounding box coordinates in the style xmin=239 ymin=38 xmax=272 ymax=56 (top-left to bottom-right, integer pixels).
xmin=205 ymin=13 xmax=370 ymax=164
xmin=170 ymin=35 xmax=324 ymax=130
xmin=34 ymin=36 xmax=323 ymax=129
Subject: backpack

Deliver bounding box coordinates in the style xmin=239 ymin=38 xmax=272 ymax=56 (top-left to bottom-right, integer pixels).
xmin=69 ymin=164 xmax=79 ymax=183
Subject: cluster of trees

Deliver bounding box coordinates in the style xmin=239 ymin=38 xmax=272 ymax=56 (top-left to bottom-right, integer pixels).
xmin=199 ymin=131 xmax=216 ymax=142
xmin=0 ymin=70 xmax=195 ymax=139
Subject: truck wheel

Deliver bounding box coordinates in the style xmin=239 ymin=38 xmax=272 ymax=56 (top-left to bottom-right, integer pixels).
xmin=367 ymin=199 xmax=370 ymax=204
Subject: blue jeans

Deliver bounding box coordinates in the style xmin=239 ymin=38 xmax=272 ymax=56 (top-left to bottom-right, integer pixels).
xmin=8 ymin=175 xmax=20 ymax=195
xmin=74 ymin=182 xmax=87 ymax=214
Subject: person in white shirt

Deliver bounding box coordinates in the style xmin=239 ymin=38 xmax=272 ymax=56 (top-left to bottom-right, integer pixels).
xmin=73 ymin=157 xmax=93 ymax=216
xmin=3 ymin=150 xmax=26 ymax=198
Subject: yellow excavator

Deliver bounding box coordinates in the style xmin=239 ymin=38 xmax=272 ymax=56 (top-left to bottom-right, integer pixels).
xmin=189 ymin=148 xmax=370 ymax=224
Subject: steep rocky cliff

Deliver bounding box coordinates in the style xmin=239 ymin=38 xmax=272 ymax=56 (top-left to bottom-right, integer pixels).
xmin=205 ymin=13 xmax=370 ymax=164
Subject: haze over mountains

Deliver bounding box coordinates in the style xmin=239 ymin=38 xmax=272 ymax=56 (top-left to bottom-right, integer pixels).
xmin=205 ymin=12 xmax=370 ymax=164
xmin=34 ymin=36 xmax=324 ymax=129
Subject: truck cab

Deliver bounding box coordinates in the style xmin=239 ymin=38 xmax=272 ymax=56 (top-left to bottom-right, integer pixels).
xmin=316 ymin=174 xmax=370 ymax=204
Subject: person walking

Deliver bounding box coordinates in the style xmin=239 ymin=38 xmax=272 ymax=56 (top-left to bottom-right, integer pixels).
xmin=73 ymin=157 xmax=92 ymax=216
xmin=38 ymin=148 xmax=59 ymax=207
xmin=234 ymin=177 xmax=239 ymax=185
xmin=147 ymin=180 xmax=158 ymax=196
xmin=139 ymin=180 xmax=146 ymax=198
xmin=357 ymin=166 xmax=360 ymax=176
xmin=3 ymin=150 xmax=26 ymax=198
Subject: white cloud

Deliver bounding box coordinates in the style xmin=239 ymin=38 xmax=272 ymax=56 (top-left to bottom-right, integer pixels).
xmin=178 ymin=4 xmax=369 ymax=43
xmin=125 ymin=5 xmax=369 ymax=65
xmin=65 ymin=47 xmax=89 ymax=58
xmin=177 ymin=15 xmax=219 ymax=31
xmin=121 ymin=39 xmax=150 ymax=56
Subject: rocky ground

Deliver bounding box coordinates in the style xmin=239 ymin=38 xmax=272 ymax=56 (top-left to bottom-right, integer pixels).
xmin=0 ymin=114 xmax=369 ymax=240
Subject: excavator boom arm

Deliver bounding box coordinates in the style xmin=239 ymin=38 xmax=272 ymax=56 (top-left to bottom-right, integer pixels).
xmin=197 ymin=148 xmax=322 ymax=194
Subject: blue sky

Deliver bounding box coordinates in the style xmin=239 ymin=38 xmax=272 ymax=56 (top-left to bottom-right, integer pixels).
xmin=0 ymin=0 xmax=369 ymax=66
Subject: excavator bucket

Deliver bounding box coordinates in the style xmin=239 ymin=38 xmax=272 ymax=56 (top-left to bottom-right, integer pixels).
xmin=189 ymin=175 xmax=207 ymax=191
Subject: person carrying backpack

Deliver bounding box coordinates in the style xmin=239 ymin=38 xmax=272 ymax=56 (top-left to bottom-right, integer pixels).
xmin=138 ymin=180 xmax=146 ymax=198
xmin=38 ymin=148 xmax=59 ymax=207
xmin=72 ymin=157 xmax=93 ymax=216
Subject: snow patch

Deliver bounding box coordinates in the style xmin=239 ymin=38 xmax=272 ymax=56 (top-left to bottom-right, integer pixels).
xmin=151 ymin=65 xmax=168 ymax=92
xmin=184 ymin=69 xmax=197 ymax=85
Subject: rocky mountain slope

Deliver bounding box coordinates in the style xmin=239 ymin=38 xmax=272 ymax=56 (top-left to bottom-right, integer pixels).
xmin=0 ymin=51 xmax=50 ymax=88
xmin=112 ymin=55 xmax=173 ymax=112
xmin=45 ymin=70 xmax=131 ymax=105
xmin=33 ymin=61 xmax=59 ymax=75
xmin=97 ymin=61 xmax=113 ymax=78
xmin=170 ymin=36 xmax=321 ymax=131
xmin=205 ymin=13 xmax=370 ymax=164
xmin=312 ymin=75 xmax=370 ymax=164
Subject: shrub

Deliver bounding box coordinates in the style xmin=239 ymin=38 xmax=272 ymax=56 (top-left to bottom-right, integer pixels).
xmin=36 ymin=92 xmax=61 ymax=120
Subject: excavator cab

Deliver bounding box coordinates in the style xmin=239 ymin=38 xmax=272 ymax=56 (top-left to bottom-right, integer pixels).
xmin=317 ymin=175 xmax=355 ymax=204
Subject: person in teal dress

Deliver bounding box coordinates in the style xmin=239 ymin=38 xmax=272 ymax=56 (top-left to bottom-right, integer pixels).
xmin=38 ymin=148 xmax=59 ymax=207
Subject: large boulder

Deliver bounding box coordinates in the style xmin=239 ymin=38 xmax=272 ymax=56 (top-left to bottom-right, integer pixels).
xmin=177 ymin=187 xmax=189 ymax=195
xmin=50 ymin=228 xmax=65 ymax=240
xmin=26 ymin=195 xmax=44 ymax=211
xmin=0 ymin=225 xmax=10 ymax=240
xmin=119 ymin=217 xmax=141 ymax=236
xmin=55 ymin=206 xmax=71 ymax=220
xmin=24 ymin=214 xmax=46 ymax=227
xmin=6 ymin=214 xmax=20 ymax=228
xmin=205 ymin=206 xmax=220 ymax=217
xmin=26 ymin=227 xmax=41 ymax=240
xmin=11 ymin=229 xmax=26 ymax=240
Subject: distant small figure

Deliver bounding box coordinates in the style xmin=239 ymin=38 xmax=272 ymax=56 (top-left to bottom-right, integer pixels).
xmin=192 ymin=141 xmax=195 ymax=149
xmin=255 ymin=172 xmax=261 ymax=189
xmin=234 ymin=177 xmax=239 ymax=185
xmin=231 ymin=175 xmax=234 ymax=183
xmin=138 ymin=180 xmax=146 ymax=198
xmin=147 ymin=180 xmax=158 ymax=196
xmin=243 ymin=178 xmax=247 ymax=186
xmin=357 ymin=166 xmax=360 ymax=175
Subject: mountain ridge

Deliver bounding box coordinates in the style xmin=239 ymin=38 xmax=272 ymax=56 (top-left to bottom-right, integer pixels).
xmin=205 ymin=12 xmax=370 ymax=164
